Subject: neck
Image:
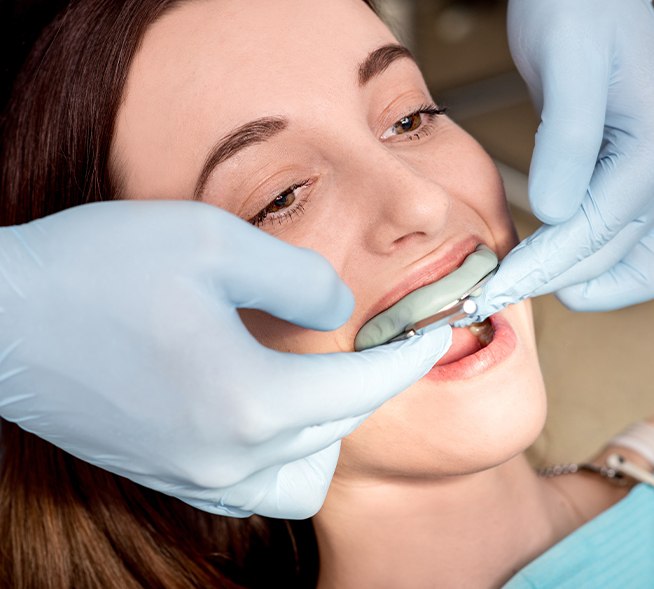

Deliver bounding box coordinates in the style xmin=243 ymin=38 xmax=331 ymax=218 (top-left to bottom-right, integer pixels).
xmin=313 ymin=454 xmax=568 ymax=589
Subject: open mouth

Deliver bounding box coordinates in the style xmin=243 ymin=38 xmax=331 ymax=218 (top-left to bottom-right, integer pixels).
xmin=424 ymin=311 xmax=516 ymax=381
xmin=436 ymin=316 xmax=495 ymax=366
xmin=354 ymin=244 xmax=498 ymax=351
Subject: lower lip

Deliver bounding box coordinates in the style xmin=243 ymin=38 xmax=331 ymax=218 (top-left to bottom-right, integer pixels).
xmin=423 ymin=313 xmax=516 ymax=382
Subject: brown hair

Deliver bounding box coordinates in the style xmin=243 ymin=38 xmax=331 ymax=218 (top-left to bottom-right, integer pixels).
xmin=0 ymin=421 xmax=318 ymax=588
xmin=0 ymin=0 xmax=375 ymax=586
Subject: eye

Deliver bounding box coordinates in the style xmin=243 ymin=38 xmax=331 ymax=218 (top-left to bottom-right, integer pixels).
xmin=381 ymin=103 xmax=447 ymax=141
xmin=393 ymin=113 xmax=422 ymax=135
xmin=268 ymin=189 xmax=296 ymax=213
xmin=249 ymin=180 xmax=312 ymax=227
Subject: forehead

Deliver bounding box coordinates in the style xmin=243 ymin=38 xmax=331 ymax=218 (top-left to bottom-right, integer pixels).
xmin=114 ymin=0 xmax=396 ymax=198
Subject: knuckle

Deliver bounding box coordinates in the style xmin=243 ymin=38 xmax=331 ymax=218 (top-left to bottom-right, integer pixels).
xmin=556 ymin=286 xmax=588 ymax=312
xmin=581 ymin=197 xmax=621 ymax=248
xmin=174 ymin=461 xmax=242 ymax=490
xmin=296 ymin=480 xmax=331 ymax=518
xmin=230 ymin=402 xmax=280 ymax=446
xmin=294 ymin=495 xmax=326 ymax=519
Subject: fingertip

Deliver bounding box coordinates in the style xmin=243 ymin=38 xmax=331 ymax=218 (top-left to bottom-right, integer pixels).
xmin=554 ymin=284 xmax=590 ymax=312
xmin=470 ymin=268 xmax=522 ymax=319
xmin=294 ymin=248 xmax=355 ymax=330
xmin=529 ymin=192 xmax=579 ymax=225
xmin=348 ymin=325 xmax=452 ymax=393
xmin=422 ymin=323 xmax=453 ymax=352
xmin=242 ymin=243 xmax=355 ymax=331
xmin=528 ymin=95 xmax=605 ymax=225
xmin=528 ymin=152 xmax=589 ymax=225
xmin=388 ymin=324 xmax=453 ymax=369
xmin=468 ymin=297 xmax=503 ymax=323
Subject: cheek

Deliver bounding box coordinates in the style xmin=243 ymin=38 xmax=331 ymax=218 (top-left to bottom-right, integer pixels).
xmin=475 ymin=160 xmax=519 ymax=257
xmin=238 ymin=309 xmax=351 ymax=353
xmin=457 ymin=147 xmax=518 ymax=256
xmin=419 ymin=124 xmax=518 ymax=257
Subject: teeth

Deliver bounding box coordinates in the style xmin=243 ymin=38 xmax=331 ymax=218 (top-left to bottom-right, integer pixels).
xmin=468 ymin=319 xmax=494 ymax=347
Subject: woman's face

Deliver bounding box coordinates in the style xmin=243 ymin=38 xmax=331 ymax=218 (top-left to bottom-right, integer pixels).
xmin=113 ymin=0 xmax=546 ymax=480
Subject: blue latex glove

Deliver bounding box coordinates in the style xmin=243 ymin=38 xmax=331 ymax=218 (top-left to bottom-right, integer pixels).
xmin=475 ymin=0 xmax=654 ymax=317
xmin=0 ymin=201 xmax=451 ymax=518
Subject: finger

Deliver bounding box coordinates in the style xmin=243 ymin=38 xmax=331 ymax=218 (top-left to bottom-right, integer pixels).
xmin=182 ymin=443 xmax=341 ymax=519
xmin=530 ymin=140 xmax=654 ymax=297
xmin=530 ymin=218 xmax=651 ymax=298
xmin=556 ymin=230 xmax=654 ymax=312
xmin=472 ymin=220 xmax=627 ymax=319
xmin=475 ymin=219 xmax=629 ymax=316
xmin=211 ymin=212 xmax=355 ymax=331
xmin=251 ymin=444 xmax=341 ymax=519
xmin=476 ymin=151 xmax=653 ymax=315
xmin=178 ymin=497 xmax=253 ymax=518
xmin=521 ymin=14 xmax=611 ymax=224
xmin=259 ymin=326 xmax=452 ymax=429
xmin=240 ymin=411 xmax=369 ymax=480
xmin=471 ymin=223 xmax=570 ymax=318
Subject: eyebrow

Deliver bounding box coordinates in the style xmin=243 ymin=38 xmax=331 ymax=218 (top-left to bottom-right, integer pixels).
xmin=194 ymin=44 xmax=415 ymax=199
xmin=358 ymin=43 xmax=416 ymax=86
xmin=194 ymin=117 xmax=288 ymax=199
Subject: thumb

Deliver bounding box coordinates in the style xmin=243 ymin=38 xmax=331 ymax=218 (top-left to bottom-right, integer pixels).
xmin=212 ymin=213 xmax=355 ymax=331
xmin=471 ymin=229 xmax=554 ymax=319
xmin=528 ymin=52 xmax=609 ymax=224
xmin=253 ymin=443 xmax=342 ymax=519
xmin=183 ymin=444 xmax=341 ymax=519
xmin=271 ymin=325 xmax=453 ymax=427
xmin=513 ymin=1 xmax=613 ymax=225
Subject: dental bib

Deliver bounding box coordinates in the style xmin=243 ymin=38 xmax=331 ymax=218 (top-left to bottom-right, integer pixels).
xmin=354 ymin=245 xmax=498 ymax=351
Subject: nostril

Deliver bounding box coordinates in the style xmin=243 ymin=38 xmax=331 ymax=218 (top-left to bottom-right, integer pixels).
xmin=391 ymin=231 xmax=427 ymax=248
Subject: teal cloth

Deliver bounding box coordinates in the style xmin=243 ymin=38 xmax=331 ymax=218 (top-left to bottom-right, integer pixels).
xmin=503 ymin=484 xmax=654 ymax=588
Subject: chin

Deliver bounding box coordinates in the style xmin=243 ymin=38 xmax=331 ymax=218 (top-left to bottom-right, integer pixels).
xmin=338 ymin=389 xmax=546 ymax=480
xmin=337 ymin=301 xmax=548 ymax=480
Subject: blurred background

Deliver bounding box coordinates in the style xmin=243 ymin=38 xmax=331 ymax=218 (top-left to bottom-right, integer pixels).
xmin=379 ymin=0 xmax=654 ymax=466
xmin=1 ymin=0 xmax=653 ymax=465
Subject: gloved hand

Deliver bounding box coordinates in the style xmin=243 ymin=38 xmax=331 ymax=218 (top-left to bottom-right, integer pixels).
xmin=0 ymin=201 xmax=451 ymax=519
xmin=475 ymin=0 xmax=654 ymax=317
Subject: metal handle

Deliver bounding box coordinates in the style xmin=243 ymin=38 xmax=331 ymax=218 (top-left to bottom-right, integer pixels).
xmin=388 ymin=298 xmax=478 ymax=343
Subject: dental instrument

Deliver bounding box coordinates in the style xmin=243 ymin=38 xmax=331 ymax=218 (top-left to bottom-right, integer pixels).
xmin=354 ymin=245 xmax=499 ymax=351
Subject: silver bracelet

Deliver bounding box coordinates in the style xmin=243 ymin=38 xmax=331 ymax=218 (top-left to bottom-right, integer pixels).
xmin=538 ymin=453 xmax=654 ymax=488
xmin=538 ymin=460 xmax=626 ymax=485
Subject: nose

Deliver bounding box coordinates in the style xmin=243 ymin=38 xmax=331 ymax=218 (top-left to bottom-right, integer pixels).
xmin=353 ymin=145 xmax=451 ymax=254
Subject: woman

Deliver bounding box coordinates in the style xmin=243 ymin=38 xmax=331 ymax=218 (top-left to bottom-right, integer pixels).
xmin=1 ymin=0 xmax=652 ymax=587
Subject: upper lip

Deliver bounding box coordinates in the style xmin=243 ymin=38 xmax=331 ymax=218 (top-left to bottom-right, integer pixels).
xmin=360 ymin=236 xmax=485 ymax=328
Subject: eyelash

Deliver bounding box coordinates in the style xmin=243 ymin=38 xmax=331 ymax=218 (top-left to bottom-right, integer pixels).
xmin=248 ymin=180 xmax=312 ymax=227
xmin=381 ymin=103 xmax=447 ymax=141
xmin=248 ymin=103 xmax=447 ymax=227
